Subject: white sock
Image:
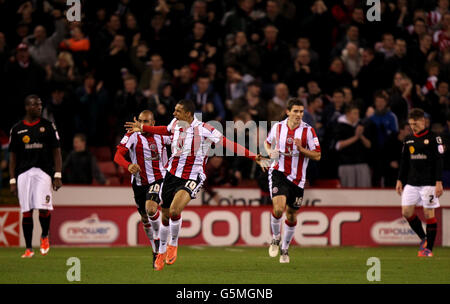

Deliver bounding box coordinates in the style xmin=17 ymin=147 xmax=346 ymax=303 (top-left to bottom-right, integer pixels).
xmin=281 ymin=221 xmax=296 ymax=250
xmin=149 ymin=210 xmax=161 ymax=240
xmin=143 ymin=222 xmax=155 ymax=252
xmin=158 ymin=224 xmax=169 ymax=254
xmin=169 ymin=217 xmax=182 ymax=247
xmin=270 ymin=213 xmax=282 ymax=239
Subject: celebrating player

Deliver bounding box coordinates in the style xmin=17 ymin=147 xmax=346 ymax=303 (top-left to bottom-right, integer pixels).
xmin=125 ymin=99 xmax=267 ymax=271
xmin=9 ymin=95 xmax=63 ymax=258
xmin=114 ymin=110 xmax=170 ymax=268
xmin=265 ymin=98 xmax=321 ymax=263
xmin=396 ymin=108 xmax=444 ymax=257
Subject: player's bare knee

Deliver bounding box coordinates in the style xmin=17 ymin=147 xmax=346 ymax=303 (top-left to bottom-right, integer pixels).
xmin=272 ymin=208 xmax=283 ymax=218
xmin=146 ymin=201 xmax=158 ymax=216
xmin=402 ymin=209 xmax=413 ymax=219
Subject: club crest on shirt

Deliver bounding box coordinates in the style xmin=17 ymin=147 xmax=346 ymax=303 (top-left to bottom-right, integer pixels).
xmin=150 ymin=144 xmax=157 ymax=151
xmin=40 ymin=126 xmax=45 ymax=133
xmin=424 ymin=139 xmax=429 ymax=145
xmin=22 ymin=135 xmax=30 ymax=143
xmin=409 ymin=146 xmax=415 ymax=154
xmin=286 ymin=137 xmax=293 ymax=144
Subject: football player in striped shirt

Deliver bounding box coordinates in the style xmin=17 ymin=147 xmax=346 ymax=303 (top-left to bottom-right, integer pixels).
xmin=265 ymin=98 xmax=321 ymax=263
xmin=114 ymin=110 xmax=171 ymax=268
xmin=125 ymin=99 xmax=267 ymax=270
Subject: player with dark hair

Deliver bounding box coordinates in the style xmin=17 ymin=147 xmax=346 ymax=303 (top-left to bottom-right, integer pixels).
xmin=125 ymin=99 xmax=267 ymax=270
xmin=265 ymin=98 xmax=321 ymax=263
xmin=9 ymin=95 xmax=63 ymax=258
xmin=114 ymin=110 xmax=171 ymax=268
xmin=396 ymin=108 xmax=444 ymax=257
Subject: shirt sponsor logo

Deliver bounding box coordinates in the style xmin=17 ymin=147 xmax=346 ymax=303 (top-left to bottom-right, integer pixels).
xmin=59 ymin=214 xmax=119 ymax=243
xmin=410 ymin=153 xmax=427 ymax=160
xmin=25 ymin=143 xmax=43 ymax=149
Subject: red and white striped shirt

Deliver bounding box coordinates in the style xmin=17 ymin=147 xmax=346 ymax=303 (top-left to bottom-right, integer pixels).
xmin=117 ymin=132 xmax=171 ymax=186
xmin=166 ymin=118 xmax=223 ymax=180
xmin=266 ymin=119 xmax=321 ymax=188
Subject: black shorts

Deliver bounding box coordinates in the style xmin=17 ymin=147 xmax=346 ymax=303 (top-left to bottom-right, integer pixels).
xmin=269 ymin=169 xmax=304 ymax=210
xmin=160 ymin=172 xmax=204 ymax=209
xmin=132 ymin=179 xmax=163 ymax=215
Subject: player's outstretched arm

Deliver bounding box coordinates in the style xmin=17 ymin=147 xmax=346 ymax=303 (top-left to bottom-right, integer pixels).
xmin=220 ymin=136 xmax=270 ymax=171
xmin=124 ymin=117 xmax=171 ymax=135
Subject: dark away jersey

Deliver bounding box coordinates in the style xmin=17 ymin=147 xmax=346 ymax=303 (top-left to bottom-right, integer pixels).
xmin=398 ymin=129 xmax=444 ymax=186
xmin=9 ymin=118 xmax=60 ymax=178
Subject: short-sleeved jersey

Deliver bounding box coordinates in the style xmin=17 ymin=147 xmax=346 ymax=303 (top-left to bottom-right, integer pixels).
xmin=266 ymin=119 xmax=320 ymax=188
xmin=118 ymin=132 xmax=171 ymax=186
xmin=398 ymin=129 xmax=444 ymax=186
xmin=9 ymin=118 xmax=60 ymax=178
xmin=166 ymin=117 xmax=222 ymax=180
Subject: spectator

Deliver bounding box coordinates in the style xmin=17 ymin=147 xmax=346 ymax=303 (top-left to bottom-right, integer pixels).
xmin=62 ymin=134 xmax=108 ymax=185
xmin=221 ymin=0 xmax=258 ymax=37
xmin=368 ymin=91 xmax=399 ymax=186
xmin=100 ymin=34 xmax=131 ymax=94
xmin=74 ymin=73 xmax=109 ymax=145
xmin=112 ymin=74 xmax=148 ymax=142
xmin=267 ymin=82 xmax=290 ymax=122
xmin=185 ymin=74 xmax=225 ymax=122
xmin=332 ymin=24 xmax=363 ymax=58
xmin=59 ymin=25 xmax=90 ymax=53
xmin=322 ymin=57 xmax=353 ymax=95
xmin=0 ymin=130 xmax=9 ymax=191
xmin=334 ymin=104 xmax=372 ymax=187
xmin=375 ymin=32 xmax=396 ymax=59
xmin=149 ymin=82 xmax=177 ymax=125
xmin=139 ymin=53 xmax=171 ymax=98
xmin=23 ymin=10 xmax=66 ymax=68
xmin=223 ymin=31 xmax=260 ymax=76
xmin=129 ymin=36 xmax=149 ymax=77
xmin=382 ymin=38 xmax=412 ymax=87
xmin=231 ymin=81 xmax=266 ymax=121
xmin=224 ymin=64 xmax=252 ymax=105
xmin=48 ymin=51 xmax=81 ymax=91
xmin=323 ymin=89 xmax=347 ymax=128
xmin=4 ymin=43 xmax=45 ymax=127
xmin=355 ymin=48 xmax=383 ymax=110
xmin=257 ymin=0 xmax=291 ymax=42
xmin=410 ymin=33 xmax=436 ymax=84
xmin=42 ymin=87 xmax=75 ymax=153
xmin=428 ymin=80 xmax=450 ymax=125
xmin=290 ymin=36 xmax=320 ymax=66
xmin=432 ymin=12 xmax=450 ymax=53
xmin=286 ymin=49 xmax=321 ymax=93
xmin=172 ymin=65 xmax=194 ymax=100
xmin=381 ymin=122 xmax=411 ymax=187
xmin=303 ymin=94 xmax=324 ymax=139
xmin=257 ymin=24 xmax=291 ymax=84
xmin=340 ymin=41 xmax=363 ymax=78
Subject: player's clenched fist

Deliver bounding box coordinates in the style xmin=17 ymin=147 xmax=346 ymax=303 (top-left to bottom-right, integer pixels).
xmin=128 ymin=163 xmax=141 ymax=174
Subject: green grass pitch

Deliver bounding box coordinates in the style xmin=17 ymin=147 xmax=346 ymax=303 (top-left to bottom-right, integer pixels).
xmin=0 ymin=246 xmax=449 ymax=284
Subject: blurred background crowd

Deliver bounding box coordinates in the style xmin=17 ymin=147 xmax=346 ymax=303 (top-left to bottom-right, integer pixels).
xmin=0 ymin=0 xmax=449 ymax=197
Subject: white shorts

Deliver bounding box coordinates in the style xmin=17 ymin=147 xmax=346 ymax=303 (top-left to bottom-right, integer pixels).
xmin=401 ymin=184 xmax=440 ymax=209
xmin=17 ymin=167 xmax=54 ymax=213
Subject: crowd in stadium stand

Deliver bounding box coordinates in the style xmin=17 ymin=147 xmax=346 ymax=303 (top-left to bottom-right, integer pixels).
xmin=0 ymin=0 xmax=449 ymax=192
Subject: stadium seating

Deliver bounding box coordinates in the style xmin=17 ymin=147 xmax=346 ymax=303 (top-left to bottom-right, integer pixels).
xmin=89 ymin=146 xmax=112 ymax=162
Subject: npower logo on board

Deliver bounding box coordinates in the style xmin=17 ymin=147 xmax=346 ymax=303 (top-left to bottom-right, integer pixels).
xmin=60 ymin=214 xmax=119 ymax=243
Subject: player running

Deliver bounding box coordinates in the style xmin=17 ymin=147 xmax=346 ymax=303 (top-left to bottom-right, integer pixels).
xmin=396 ymin=108 xmax=444 ymax=257
xmin=9 ymin=95 xmax=63 ymax=258
xmin=125 ymin=99 xmax=267 ymax=271
xmin=114 ymin=110 xmax=171 ymax=268
xmin=264 ymin=98 xmax=321 ymax=263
